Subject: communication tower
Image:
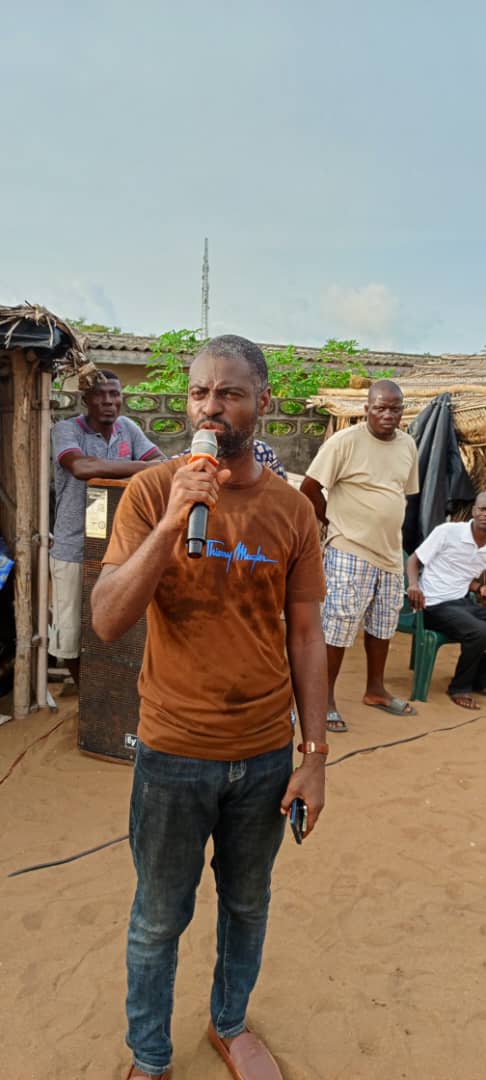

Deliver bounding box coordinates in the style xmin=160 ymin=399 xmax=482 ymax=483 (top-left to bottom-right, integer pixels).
xmin=201 ymin=238 xmax=209 ymax=339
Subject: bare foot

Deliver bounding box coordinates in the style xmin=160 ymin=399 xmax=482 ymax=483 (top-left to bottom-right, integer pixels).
xmin=449 ymin=694 xmax=480 ymax=710
xmin=326 ymin=709 xmax=348 ymax=733
xmin=363 ymin=695 xmax=416 ymax=716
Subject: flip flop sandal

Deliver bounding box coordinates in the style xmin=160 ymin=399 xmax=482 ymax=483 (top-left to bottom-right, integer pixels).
xmin=208 ymin=1021 xmax=283 ymax=1079
xmin=326 ymin=709 xmax=348 ymax=732
xmin=365 ymin=697 xmax=417 ymax=716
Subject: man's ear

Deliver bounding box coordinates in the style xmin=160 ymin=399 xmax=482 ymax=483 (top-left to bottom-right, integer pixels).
xmin=258 ymin=386 xmax=271 ymax=417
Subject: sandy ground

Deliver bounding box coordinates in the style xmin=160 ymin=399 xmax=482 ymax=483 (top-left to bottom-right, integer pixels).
xmin=2 ymin=632 xmax=486 ymax=1080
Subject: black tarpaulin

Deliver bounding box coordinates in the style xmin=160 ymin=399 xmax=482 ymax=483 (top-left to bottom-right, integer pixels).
xmin=0 ymin=318 xmax=70 ymax=368
xmin=402 ymin=393 xmax=475 ymax=554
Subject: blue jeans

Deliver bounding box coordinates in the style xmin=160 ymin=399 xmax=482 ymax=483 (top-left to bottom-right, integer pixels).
xmin=126 ymin=739 xmax=293 ymax=1075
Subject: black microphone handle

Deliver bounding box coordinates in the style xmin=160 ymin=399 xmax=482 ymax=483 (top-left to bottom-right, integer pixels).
xmin=186 ymin=502 xmax=209 ymax=559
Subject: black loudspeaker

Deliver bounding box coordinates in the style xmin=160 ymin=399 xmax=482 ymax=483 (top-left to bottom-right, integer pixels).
xmin=78 ymin=479 xmax=146 ymax=763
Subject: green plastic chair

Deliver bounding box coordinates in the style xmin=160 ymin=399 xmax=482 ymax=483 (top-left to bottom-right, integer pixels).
xmin=397 ymin=551 xmax=419 ymax=672
xmin=409 ymin=611 xmax=452 ymax=702
xmin=398 ymin=551 xmax=454 ymax=702
xmin=396 ymin=582 xmax=418 ymax=671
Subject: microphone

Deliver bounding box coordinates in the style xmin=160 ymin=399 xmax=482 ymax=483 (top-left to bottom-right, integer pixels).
xmin=186 ymin=429 xmax=219 ymax=559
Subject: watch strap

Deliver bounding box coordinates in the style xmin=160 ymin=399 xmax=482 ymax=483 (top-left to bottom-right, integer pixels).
xmin=297 ymin=741 xmax=329 ymax=755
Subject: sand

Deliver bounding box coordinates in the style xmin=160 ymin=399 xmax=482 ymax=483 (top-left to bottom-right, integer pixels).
xmin=2 ymin=632 xmax=486 ymax=1080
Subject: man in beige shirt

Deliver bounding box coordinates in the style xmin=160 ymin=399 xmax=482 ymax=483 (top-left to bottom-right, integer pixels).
xmin=301 ymin=381 xmax=419 ymax=731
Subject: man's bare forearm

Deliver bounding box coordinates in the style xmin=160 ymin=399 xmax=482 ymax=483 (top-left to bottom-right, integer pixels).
xmin=299 ymin=476 xmax=328 ymax=525
xmin=71 ymin=457 xmax=163 ymax=481
xmin=406 ymin=552 xmax=421 ymax=587
xmin=281 ymin=632 xmax=328 ymax=834
xmin=92 ymin=457 xmax=232 ymax=642
xmin=287 ymin=634 xmax=328 ymax=743
xmin=91 ymin=520 xmax=179 ymax=641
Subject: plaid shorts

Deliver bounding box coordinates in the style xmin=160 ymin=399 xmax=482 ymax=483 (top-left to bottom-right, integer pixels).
xmin=323 ymin=546 xmax=403 ymax=647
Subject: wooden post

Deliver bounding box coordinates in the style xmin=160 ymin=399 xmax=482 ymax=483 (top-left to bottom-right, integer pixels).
xmin=12 ymin=349 xmax=35 ymax=717
xmin=36 ymin=370 xmax=51 ymax=709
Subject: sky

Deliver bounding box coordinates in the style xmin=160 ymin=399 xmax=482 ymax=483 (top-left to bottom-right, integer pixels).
xmin=1 ymin=0 xmax=486 ymax=354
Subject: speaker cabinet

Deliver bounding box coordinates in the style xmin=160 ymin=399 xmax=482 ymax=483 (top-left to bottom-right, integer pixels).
xmin=78 ymin=479 xmax=145 ymax=763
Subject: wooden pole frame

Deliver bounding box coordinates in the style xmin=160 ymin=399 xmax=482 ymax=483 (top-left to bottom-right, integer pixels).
xmin=36 ymin=370 xmax=51 ymax=708
xmin=12 ymin=348 xmax=36 ymax=717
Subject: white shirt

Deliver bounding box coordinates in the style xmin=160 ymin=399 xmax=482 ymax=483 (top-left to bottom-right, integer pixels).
xmin=415 ymin=521 xmax=486 ymax=607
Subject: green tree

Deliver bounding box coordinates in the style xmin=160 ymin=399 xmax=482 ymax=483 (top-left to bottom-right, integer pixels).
xmin=68 ymin=317 xmax=122 ymax=334
xmin=125 ymin=330 xmax=393 ymax=402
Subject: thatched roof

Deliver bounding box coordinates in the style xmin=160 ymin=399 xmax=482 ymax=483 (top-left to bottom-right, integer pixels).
xmin=309 ymin=360 xmax=486 ymax=443
xmin=309 ymin=364 xmax=486 ymax=495
xmin=0 ymin=303 xmax=86 ymax=375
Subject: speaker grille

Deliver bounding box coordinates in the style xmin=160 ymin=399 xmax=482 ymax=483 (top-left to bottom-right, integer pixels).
xmin=79 ymin=482 xmax=146 ymax=762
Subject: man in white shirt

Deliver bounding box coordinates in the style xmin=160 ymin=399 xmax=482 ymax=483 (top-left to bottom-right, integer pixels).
xmin=406 ymin=492 xmax=486 ymax=709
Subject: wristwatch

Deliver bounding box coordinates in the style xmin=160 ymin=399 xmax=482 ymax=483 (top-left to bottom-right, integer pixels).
xmin=297 ymin=741 xmax=329 ymax=756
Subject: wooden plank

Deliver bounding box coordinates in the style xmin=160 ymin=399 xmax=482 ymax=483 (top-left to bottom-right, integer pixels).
xmin=12 ymin=349 xmax=36 ymax=717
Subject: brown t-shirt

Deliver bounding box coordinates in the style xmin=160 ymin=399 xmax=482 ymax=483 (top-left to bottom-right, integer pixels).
xmin=102 ymin=459 xmax=326 ymax=760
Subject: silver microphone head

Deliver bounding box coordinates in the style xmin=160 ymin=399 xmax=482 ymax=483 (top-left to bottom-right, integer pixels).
xmin=190 ymin=429 xmax=218 ymax=458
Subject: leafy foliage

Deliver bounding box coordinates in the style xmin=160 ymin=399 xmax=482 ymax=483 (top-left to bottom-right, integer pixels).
xmin=262 ymin=340 xmax=392 ymax=410
xmin=68 ymin=317 xmax=122 ymax=334
xmin=124 ymin=329 xmax=393 ymax=404
xmin=125 ymin=329 xmax=203 ymax=396
xmin=318 ymin=337 xmax=362 ymax=356
xmin=149 ymin=328 xmax=203 ymax=360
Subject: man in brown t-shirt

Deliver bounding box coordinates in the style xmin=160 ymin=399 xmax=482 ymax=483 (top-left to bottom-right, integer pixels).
xmin=91 ymin=335 xmax=328 ymax=1080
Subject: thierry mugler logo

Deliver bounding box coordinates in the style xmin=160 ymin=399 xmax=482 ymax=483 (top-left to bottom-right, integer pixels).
xmin=206 ymin=539 xmax=278 ymax=573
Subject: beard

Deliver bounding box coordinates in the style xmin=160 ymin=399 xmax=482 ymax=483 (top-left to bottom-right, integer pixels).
xmin=217 ymin=427 xmax=255 ymax=458
xmin=193 ymin=416 xmax=257 ymax=459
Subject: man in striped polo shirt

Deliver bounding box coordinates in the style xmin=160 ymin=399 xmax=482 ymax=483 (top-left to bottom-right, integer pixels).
xmin=50 ymin=370 xmax=164 ymax=683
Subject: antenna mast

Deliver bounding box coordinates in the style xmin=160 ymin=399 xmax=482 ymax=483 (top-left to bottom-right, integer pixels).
xmin=201 ymin=237 xmax=209 ymax=339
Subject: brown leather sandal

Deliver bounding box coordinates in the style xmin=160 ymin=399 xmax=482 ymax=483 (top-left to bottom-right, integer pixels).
xmin=208 ymin=1020 xmax=283 ymax=1079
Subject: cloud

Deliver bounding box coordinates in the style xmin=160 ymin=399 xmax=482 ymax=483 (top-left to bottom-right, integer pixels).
xmin=321 ymin=283 xmax=402 ymax=350
xmin=51 ymin=279 xmax=120 ymax=327
xmin=0 ymin=277 xmax=120 ymax=329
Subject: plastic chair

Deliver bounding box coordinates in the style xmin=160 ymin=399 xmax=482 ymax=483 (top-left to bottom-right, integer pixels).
xmin=397 ymin=551 xmax=454 ymax=702
xmin=396 ymin=586 xmax=417 ymax=671
xmin=397 ymin=551 xmax=418 ymax=672
xmin=409 ymin=611 xmax=452 ymax=702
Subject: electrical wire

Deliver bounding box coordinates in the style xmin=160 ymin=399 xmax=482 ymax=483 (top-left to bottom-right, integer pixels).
xmin=326 ymin=710 xmax=486 ymax=766
xmin=0 ymin=717 xmax=65 ymax=786
xmin=6 ymin=711 xmax=486 ymax=878
xmin=7 ymin=835 xmax=128 ymax=877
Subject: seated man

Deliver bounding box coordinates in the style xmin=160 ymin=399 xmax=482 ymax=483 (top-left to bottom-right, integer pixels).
xmin=406 ymin=491 xmax=486 ymax=708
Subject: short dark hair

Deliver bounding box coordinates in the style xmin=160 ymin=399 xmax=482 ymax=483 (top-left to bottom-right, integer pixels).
xmin=368 ymin=379 xmax=403 ymax=402
xmin=85 ymin=369 xmax=121 ymax=393
xmin=196 ymin=335 xmax=269 ymax=390
xmin=97 ymin=369 xmax=120 ymax=383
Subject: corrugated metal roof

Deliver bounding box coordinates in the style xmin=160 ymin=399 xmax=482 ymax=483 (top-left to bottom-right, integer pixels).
xmin=85 ymin=332 xmax=155 ymax=353
xmin=83 ymin=332 xmax=486 ymax=374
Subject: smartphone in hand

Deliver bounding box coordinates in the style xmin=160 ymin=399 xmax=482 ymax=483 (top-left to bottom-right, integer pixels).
xmin=289 ymin=797 xmax=308 ymax=844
